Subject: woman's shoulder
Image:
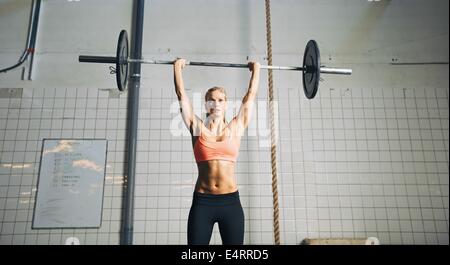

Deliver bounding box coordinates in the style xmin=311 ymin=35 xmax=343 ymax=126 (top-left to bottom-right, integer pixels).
xmin=191 ymin=115 xmax=204 ymax=137
xmin=228 ymin=116 xmax=238 ymax=126
xmin=228 ymin=117 xmax=245 ymax=138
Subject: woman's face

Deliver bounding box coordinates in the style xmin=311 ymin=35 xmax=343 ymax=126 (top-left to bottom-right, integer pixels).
xmin=205 ymin=90 xmax=227 ymax=118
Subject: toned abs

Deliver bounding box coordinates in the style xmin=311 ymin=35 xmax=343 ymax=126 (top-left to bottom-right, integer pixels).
xmin=195 ymin=160 xmax=237 ymax=194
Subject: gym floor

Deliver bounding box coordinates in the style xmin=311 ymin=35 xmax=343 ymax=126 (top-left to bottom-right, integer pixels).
xmin=0 ymin=0 xmax=448 ymax=245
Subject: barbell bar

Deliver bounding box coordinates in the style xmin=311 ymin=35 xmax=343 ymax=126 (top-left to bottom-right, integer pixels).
xmin=79 ymin=30 xmax=352 ymax=98
xmin=126 ymin=58 xmax=352 ymax=75
xmin=78 ymin=56 xmax=352 ymax=75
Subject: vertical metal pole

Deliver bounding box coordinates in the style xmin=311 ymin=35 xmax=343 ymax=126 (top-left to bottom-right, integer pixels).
xmin=122 ymin=0 xmax=145 ymax=245
xmin=26 ymin=0 xmax=41 ymax=80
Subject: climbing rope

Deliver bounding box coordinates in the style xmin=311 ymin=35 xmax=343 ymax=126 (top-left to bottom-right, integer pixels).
xmin=264 ymin=0 xmax=281 ymax=245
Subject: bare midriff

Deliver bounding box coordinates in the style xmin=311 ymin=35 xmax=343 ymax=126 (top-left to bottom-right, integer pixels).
xmin=195 ymin=160 xmax=237 ymax=194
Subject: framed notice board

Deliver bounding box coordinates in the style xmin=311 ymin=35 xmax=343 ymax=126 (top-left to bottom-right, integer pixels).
xmin=32 ymin=139 xmax=108 ymax=229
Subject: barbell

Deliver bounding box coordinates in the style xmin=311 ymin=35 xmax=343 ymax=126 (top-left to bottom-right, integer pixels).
xmin=79 ymin=30 xmax=352 ymax=98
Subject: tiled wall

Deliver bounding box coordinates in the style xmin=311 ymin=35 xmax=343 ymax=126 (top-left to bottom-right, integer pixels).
xmin=275 ymin=85 xmax=448 ymax=244
xmin=0 ymin=87 xmax=128 ymax=244
xmin=0 ymin=0 xmax=448 ymax=245
xmin=0 ymin=81 xmax=448 ymax=245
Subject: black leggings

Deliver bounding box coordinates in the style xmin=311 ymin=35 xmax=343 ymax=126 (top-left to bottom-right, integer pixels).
xmin=187 ymin=191 xmax=245 ymax=245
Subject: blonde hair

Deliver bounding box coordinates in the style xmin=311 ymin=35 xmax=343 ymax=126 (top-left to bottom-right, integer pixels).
xmin=205 ymin=86 xmax=227 ymax=124
xmin=205 ymin=86 xmax=227 ymax=102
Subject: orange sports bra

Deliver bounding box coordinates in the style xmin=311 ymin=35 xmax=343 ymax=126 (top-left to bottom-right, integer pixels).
xmin=193 ymin=119 xmax=240 ymax=163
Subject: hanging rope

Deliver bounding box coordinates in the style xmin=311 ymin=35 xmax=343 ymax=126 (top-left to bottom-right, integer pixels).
xmin=264 ymin=0 xmax=281 ymax=245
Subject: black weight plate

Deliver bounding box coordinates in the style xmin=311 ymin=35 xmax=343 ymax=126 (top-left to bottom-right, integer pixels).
xmin=302 ymin=40 xmax=320 ymax=99
xmin=116 ymin=30 xmax=129 ymax=92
